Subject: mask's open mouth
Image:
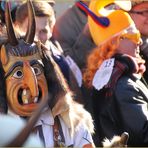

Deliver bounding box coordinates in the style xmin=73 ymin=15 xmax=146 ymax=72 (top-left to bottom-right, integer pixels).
xmin=18 ymin=87 xmax=42 ymax=105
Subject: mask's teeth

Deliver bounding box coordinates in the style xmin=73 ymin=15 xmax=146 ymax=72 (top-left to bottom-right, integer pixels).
xmin=24 ymin=98 xmax=29 ymax=104
xmin=23 ymin=89 xmax=27 ymax=95
xmin=22 ymin=89 xmax=30 ymax=104
xmin=34 ymin=97 xmax=38 ymax=103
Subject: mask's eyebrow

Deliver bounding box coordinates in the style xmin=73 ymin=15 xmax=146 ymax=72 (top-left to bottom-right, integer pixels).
xmin=30 ymin=60 xmax=44 ymax=67
xmin=5 ymin=61 xmax=23 ymax=79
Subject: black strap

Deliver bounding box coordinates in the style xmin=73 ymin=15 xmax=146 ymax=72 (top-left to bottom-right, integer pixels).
xmin=32 ymin=125 xmax=45 ymax=146
xmin=53 ymin=116 xmax=66 ymax=147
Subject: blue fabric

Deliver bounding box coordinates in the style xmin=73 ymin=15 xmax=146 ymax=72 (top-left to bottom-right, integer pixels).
xmin=53 ymin=55 xmax=70 ymax=82
xmin=76 ymin=1 xmax=110 ymax=27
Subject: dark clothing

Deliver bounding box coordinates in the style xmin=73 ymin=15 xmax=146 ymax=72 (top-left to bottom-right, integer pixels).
xmin=0 ymin=61 xmax=7 ymax=113
xmin=50 ymin=40 xmax=84 ymax=104
xmin=53 ymin=4 xmax=96 ymax=69
xmin=53 ymin=5 xmax=95 ymax=114
xmin=140 ymin=36 xmax=148 ymax=83
xmin=53 ymin=55 xmax=70 ymax=82
xmin=45 ymin=40 xmax=70 ymax=83
xmin=92 ymin=54 xmax=148 ymax=146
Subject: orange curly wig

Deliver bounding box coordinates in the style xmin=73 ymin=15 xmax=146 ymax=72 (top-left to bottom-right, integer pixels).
xmin=83 ymin=35 xmax=121 ymax=88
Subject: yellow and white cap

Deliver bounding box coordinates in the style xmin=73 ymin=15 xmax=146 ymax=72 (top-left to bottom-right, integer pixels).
xmin=87 ymin=0 xmax=137 ymax=45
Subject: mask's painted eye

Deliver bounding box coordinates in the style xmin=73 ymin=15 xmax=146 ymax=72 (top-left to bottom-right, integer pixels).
xmin=13 ymin=70 xmax=23 ymax=78
xmin=33 ymin=66 xmax=42 ymax=75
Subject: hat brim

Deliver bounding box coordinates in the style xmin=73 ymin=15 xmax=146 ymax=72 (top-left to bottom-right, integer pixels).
xmin=115 ymin=0 xmax=131 ymax=11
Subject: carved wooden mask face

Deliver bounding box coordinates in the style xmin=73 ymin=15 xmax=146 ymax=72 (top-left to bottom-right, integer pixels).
xmin=0 ymin=40 xmax=48 ymax=116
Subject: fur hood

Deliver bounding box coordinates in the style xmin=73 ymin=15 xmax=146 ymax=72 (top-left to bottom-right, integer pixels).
xmin=52 ymin=92 xmax=94 ymax=137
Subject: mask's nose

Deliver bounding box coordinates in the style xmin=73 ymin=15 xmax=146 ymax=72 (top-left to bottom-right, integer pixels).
xmin=23 ymin=62 xmax=39 ymax=98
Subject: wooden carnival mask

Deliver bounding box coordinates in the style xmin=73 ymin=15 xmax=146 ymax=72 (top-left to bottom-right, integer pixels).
xmin=0 ymin=0 xmax=48 ymax=117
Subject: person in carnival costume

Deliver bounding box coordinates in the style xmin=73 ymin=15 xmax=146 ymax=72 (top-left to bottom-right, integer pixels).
xmin=14 ymin=0 xmax=83 ymax=104
xmin=77 ymin=0 xmax=148 ymax=146
xmin=0 ymin=0 xmax=94 ymax=147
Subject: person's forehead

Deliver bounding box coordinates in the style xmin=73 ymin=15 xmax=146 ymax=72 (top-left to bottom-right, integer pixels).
xmin=133 ymin=2 xmax=148 ymax=10
xmin=35 ymin=16 xmax=50 ymax=29
xmin=35 ymin=16 xmax=50 ymax=24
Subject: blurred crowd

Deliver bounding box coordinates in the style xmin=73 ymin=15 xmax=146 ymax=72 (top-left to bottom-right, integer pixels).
xmin=0 ymin=0 xmax=148 ymax=147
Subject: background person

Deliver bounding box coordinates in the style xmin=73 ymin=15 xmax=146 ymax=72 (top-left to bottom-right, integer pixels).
xmin=14 ymin=1 xmax=83 ymax=104
xmin=53 ymin=0 xmax=97 ymax=115
xmin=53 ymin=0 xmax=96 ymax=70
xmin=129 ymin=1 xmax=148 ymax=83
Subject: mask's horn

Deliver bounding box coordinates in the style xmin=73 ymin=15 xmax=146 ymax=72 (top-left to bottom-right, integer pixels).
xmin=5 ymin=1 xmax=18 ymax=46
xmin=24 ymin=0 xmax=36 ymax=44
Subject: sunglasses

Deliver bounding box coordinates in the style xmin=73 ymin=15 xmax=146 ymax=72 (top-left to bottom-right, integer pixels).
xmin=130 ymin=10 xmax=148 ymax=17
xmin=121 ymin=31 xmax=142 ymax=45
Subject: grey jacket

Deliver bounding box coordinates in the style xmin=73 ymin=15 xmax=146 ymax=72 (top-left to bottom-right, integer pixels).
xmin=53 ymin=4 xmax=96 ymax=69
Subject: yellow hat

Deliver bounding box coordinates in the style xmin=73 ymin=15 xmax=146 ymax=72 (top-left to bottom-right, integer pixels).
xmin=88 ymin=0 xmax=135 ymax=45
